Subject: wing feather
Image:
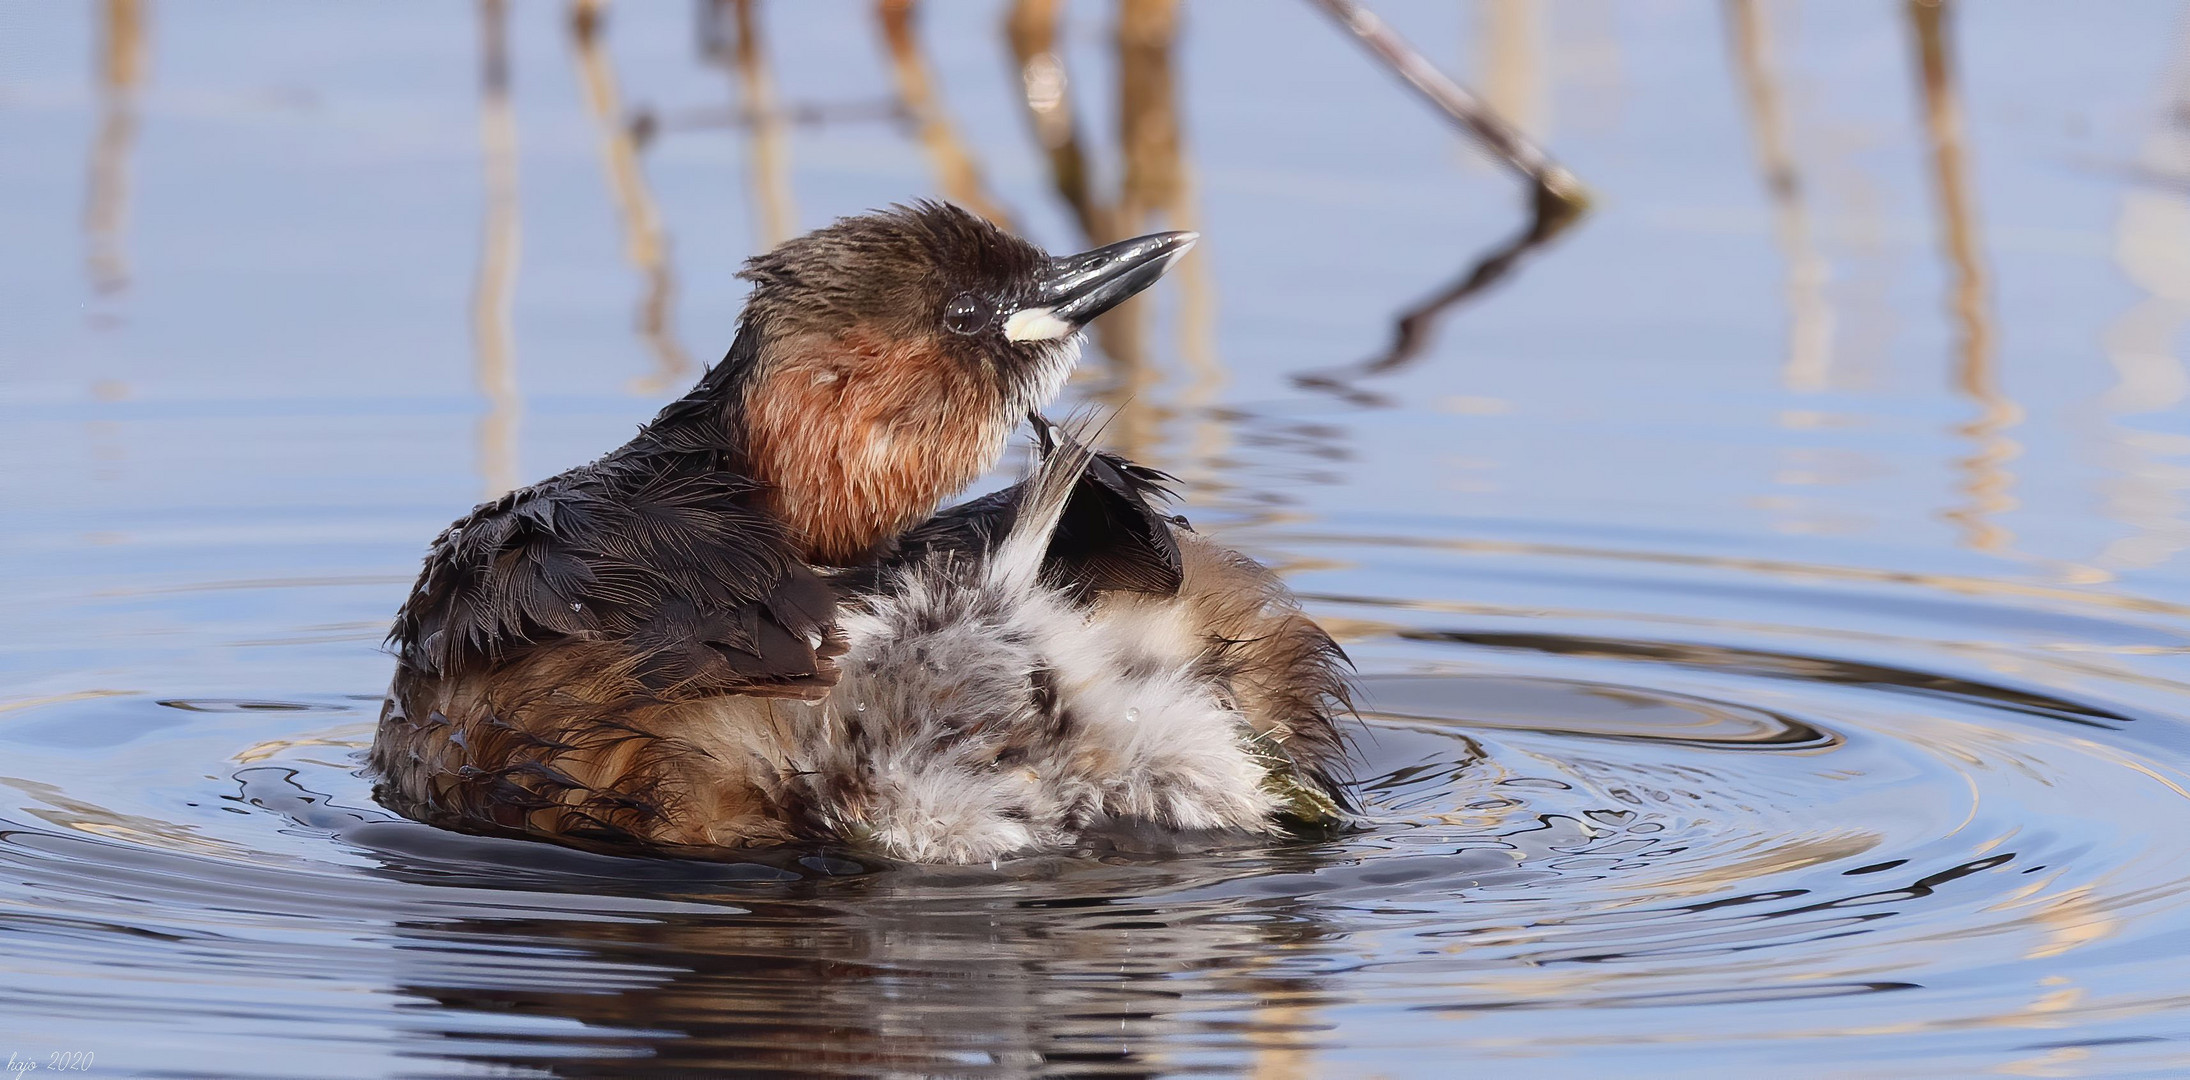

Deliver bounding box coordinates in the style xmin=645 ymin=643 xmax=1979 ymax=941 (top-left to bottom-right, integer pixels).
xmin=881 ymin=425 xmax=1185 ymax=601
xmin=391 ymin=454 xmax=841 ymax=700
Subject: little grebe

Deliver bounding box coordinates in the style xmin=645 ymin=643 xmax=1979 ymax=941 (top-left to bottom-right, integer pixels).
xmin=371 ymin=203 xmax=1350 ymax=861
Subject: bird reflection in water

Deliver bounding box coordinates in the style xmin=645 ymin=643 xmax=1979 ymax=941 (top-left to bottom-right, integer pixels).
xmin=351 ymin=836 xmax=1347 ymax=1076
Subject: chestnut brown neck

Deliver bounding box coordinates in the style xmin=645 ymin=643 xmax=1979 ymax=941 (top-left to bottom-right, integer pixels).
xmin=741 ymin=327 xmax=1010 ymax=565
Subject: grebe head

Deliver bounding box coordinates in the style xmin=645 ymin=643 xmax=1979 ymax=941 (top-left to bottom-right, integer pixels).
xmin=721 ymin=202 xmax=1196 ymax=564
xmin=740 ymin=201 xmax=1196 ymax=419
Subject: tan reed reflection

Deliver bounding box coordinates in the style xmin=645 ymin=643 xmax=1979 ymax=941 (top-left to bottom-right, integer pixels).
xmin=569 ymin=0 xmax=696 ymax=397
xmin=1478 ymin=0 xmax=1547 ymax=145
xmin=365 ymin=858 xmax=1344 ymax=1076
xmin=706 ymin=0 xmax=796 ymax=248
xmin=1170 ymin=154 xmax=1227 ymax=496
xmin=1004 ymin=0 xmax=1212 ymax=459
xmin=1006 ymin=0 xmax=1105 ymax=238
xmin=2092 ymin=22 xmax=2190 ymax=572
xmin=1909 ymin=0 xmax=2023 ymax=558
xmin=85 ymin=0 xmax=146 ymax=298
xmin=0 ymin=775 xmax=244 ymax=858
xmin=876 ymin=0 xmax=1014 ymax=227
xmin=1726 ymin=0 xmax=1834 ymax=394
xmin=1116 ymin=0 xmax=1183 ymax=231
xmin=474 ymin=0 xmax=523 ymax=499
xmin=1105 ymin=2 xmax=1229 ymax=483
xmin=1108 ymin=0 xmax=1189 ymax=456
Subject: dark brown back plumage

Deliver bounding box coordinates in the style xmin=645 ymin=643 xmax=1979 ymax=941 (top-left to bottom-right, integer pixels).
xmin=386 ymin=327 xmax=844 ymax=701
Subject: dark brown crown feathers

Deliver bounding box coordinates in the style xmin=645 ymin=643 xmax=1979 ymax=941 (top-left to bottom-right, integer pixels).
xmin=736 ymin=200 xmax=1046 ymax=342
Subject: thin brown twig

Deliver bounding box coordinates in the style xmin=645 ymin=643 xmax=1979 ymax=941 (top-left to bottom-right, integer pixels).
xmin=635 ymin=99 xmax=906 ymax=137
xmin=1305 ymin=0 xmax=1590 ymax=214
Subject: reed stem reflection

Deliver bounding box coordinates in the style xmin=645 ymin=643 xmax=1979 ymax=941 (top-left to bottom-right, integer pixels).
xmin=1291 ymin=184 xmax=1581 ymax=407
xmin=877 ymin=0 xmax=1014 ymax=227
xmin=1727 ymin=0 xmax=1834 ymax=394
xmin=1006 ymin=0 xmax=1105 ymax=239
xmin=473 ymin=0 xmax=523 ymax=498
xmin=1478 ymin=0 xmax=1547 ymax=146
xmin=1004 ymin=0 xmax=1205 ymax=459
xmin=85 ymin=0 xmax=146 ymax=298
xmin=570 ymin=0 xmax=696 ymax=397
xmin=705 ymin=0 xmax=796 ymax=248
xmin=1288 ymin=1 xmax=1585 ymax=406
xmin=2094 ymin=23 xmax=2190 ymax=572
xmin=1909 ymin=0 xmax=2022 ymax=558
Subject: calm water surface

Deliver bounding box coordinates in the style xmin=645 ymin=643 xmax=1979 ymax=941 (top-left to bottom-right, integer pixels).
xmin=6 ymin=1 xmax=2190 ymax=1075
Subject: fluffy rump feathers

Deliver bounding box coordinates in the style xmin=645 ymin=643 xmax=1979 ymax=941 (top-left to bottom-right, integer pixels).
xmin=787 ymin=428 xmax=1299 ymax=863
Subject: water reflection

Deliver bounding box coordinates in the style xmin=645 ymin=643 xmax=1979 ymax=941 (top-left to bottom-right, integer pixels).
xmin=1727 ymin=0 xmax=1835 ymax=395
xmin=1291 ymin=0 xmax=1588 ymax=404
xmin=1309 ymin=0 xmax=1587 ymax=206
xmin=1 ymin=639 xmax=2188 ymax=1072
xmin=2095 ymin=25 xmax=2190 ymax=573
xmin=1005 ymin=0 xmax=1202 ymax=458
xmin=473 ymin=0 xmax=523 ymax=498
xmin=389 ymin=881 xmax=1340 ymax=1074
xmin=1477 ymin=0 xmax=1547 ymax=146
xmin=1006 ymin=0 xmax=1100 ymax=238
xmin=1292 ymin=187 xmax=1583 ymax=406
xmin=705 ymin=0 xmax=797 ymax=248
xmin=84 ymin=0 xmax=146 ymax=300
xmin=877 ymin=0 xmax=1014 ymax=227
xmin=1909 ymin=0 xmax=2024 ymax=560
xmin=570 ymin=0 xmax=696 ymax=397
xmin=1388 ymin=633 xmax=2140 ymax=730
xmin=11 ymin=659 xmax=2182 ymax=1071
xmin=14 ymin=2 xmax=2190 ymax=1073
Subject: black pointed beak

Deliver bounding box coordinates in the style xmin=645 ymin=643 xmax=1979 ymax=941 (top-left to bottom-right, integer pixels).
xmin=1024 ymin=230 xmax=1198 ymax=332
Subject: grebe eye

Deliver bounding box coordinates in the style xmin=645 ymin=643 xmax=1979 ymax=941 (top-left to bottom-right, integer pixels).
xmin=942 ymin=293 xmax=990 ymax=336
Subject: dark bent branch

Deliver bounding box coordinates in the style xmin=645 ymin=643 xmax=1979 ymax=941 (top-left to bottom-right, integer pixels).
xmin=1293 ymin=182 xmax=1585 ymax=405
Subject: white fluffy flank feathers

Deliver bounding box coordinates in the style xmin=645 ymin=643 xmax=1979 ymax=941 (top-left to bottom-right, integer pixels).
xmin=792 ymin=414 xmax=1283 ymax=864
